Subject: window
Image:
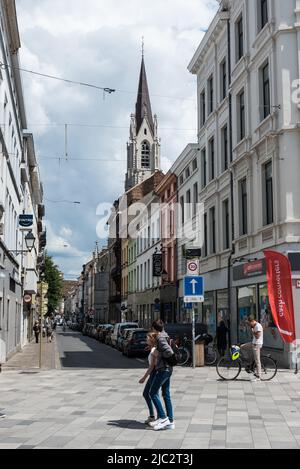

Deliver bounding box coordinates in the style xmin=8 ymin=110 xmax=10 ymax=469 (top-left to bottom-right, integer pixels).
xmin=186 ymin=190 xmax=191 ymax=219
xmin=222 ymin=125 xmax=229 ymax=171
xmin=238 ymin=90 xmax=245 ymax=141
xmin=193 ymin=183 xmax=198 ymax=217
xmin=185 ymin=167 xmax=190 ymax=179
xmin=259 ymin=0 xmax=268 ymax=31
xmin=179 ymin=174 xmax=184 ymax=186
xmin=203 ymin=213 xmax=208 ymax=257
xmin=180 ymin=196 xmax=185 ymax=226
xmin=236 ymin=16 xmax=244 ymax=62
xmin=141 ymin=141 xmax=150 ymax=168
xmin=239 ymin=178 xmax=248 ymax=236
xmin=220 ymin=59 xmax=227 ymax=101
xmin=192 ymin=158 xmax=198 ymax=171
xmin=209 ymin=138 xmax=215 ymax=181
xmin=208 ymin=75 xmax=214 ymax=115
xmin=263 ymin=161 xmax=274 ymax=226
xmin=144 ymin=128 xmax=147 ymax=135
xmin=261 ymin=62 xmax=270 ymax=120
xmin=210 ymin=207 xmax=216 ymax=254
xmin=201 ymin=149 xmax=207 ymax=189
xmin=200 ymin=90 xmax=206 ymax=127
xmin=223 ymin=199 xmax=230 ymax=250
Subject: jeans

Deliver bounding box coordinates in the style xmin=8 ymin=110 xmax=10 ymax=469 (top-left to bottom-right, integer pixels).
xmin=143 ymin=371 xmax=157 ymax=417
xmin=149 ymin=370 xmax=173 ymax=422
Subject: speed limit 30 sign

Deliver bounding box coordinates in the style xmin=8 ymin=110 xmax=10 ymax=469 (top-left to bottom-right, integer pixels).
xmin=187 ymin=259 xmax=199 ymax=276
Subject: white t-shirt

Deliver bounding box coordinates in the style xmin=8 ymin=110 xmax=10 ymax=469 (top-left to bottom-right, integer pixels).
xmin=148 ymin=347 xmax=156 ymax=366
xmin=252 ymin=323 xmax=263 ymax=347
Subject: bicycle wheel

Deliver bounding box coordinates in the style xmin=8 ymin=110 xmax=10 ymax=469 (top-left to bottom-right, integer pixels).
xmin=216 ymin=356 xmax=242 ymax=381
xmin=205 ymin=345 xmax=218 ymax=366
xmin=255 ymin=356 xmax=278 ymax=381
xmin=176 ymin=347 xmax=190 ymax=366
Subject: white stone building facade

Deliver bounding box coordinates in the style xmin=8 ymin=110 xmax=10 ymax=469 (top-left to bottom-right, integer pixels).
xmin=187 ymin=0 xmax=300 ymax=366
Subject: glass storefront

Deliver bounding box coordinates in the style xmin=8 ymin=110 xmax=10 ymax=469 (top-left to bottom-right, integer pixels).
xmin=259 ymin=284 xmax=284 ymax=350
xmin=238 ymin=285 xmax=257 ymax=343
xmin=217 ymin=290 xmax=229 ymax=327
xmin=203 ymin=292 xmax=216 ymax=336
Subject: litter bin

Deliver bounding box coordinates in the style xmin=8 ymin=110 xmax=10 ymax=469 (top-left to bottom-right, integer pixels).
xmin=195 ymin=342 xmax=205 ymax=367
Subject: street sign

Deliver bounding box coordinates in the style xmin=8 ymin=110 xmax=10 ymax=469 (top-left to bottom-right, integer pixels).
xmin=184 ymin=276 xmax=204 ymax=303
xmin=187 ymin=259 xmax=199 ymax=276
xmin=24 ymin=294 xmax=32 ymax=304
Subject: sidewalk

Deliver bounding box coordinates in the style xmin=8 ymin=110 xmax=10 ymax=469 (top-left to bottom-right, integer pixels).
xmin=2 ymin=335 xmax=59 ymax=371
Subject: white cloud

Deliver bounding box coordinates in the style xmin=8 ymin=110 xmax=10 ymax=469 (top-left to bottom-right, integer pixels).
xmin=16 ymin=0 xmax=218 ymax=277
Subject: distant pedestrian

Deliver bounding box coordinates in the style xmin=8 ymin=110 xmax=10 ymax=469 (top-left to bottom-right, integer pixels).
xmin=148 ymin=320 xmax=175 ymax=431
xmin=33 ymin=321 xmax=40 ymax=344
xmin=216 ymin=320 xmax=228 ymax=357
xmin=139 ymin=332 xmax=159 ymax=426
xmin=46 ymin=325 xmax=53 ymax=343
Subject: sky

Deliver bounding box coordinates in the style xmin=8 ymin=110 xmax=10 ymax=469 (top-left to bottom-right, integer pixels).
xmin=16 ymin=0 xmax=218 ymax=280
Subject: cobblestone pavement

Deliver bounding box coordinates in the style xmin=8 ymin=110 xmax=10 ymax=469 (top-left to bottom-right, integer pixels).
xmin=1 ymin=365 xmax=300 ymax=449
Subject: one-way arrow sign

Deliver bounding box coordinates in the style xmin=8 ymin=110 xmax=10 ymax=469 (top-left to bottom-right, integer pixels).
xmin=184 ymin=276 xmax=204 ymax=303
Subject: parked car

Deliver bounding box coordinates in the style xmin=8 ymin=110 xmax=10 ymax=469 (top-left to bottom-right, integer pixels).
xmin=111 ymin=322 xmax=140 ymax=348
xmin=116 ymin=328 xmax=136 ymax=352
xmin=123 ymin=329 xmax=149 ymax=358
xmin=99 ymin=325 xmax=113 ymax=343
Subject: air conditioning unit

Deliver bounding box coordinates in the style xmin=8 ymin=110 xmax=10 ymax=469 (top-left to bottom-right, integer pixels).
xmin=0 ymin=223 xmax=4 ymax=236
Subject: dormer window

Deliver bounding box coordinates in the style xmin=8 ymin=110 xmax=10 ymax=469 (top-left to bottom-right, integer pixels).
xmin=144 ymin=129 xmax=147 ymax=135
xmin=141 ymin=141 xmax=150 ymax=168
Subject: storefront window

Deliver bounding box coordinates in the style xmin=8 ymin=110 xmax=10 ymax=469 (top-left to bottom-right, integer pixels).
xmin=238 ymin=286 xmax=257 ymax=343
xmin=203 ymin=292 xmax=216 ymax=336
xmin=259 ymin=284 xmax=283 ymax=350
xmin=217 ymin=290 xmax=229 ymax=327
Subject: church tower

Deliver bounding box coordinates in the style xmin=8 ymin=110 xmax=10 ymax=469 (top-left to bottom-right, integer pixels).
xmin=125 ymin=56 xmax=161 ymax=192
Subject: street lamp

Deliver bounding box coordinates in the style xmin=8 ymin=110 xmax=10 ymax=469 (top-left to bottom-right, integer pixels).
xmin=25 ymin=232 xmax=36 ymax=252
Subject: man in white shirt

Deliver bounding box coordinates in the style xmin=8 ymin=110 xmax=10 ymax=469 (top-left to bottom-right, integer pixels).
xmin=241 ymin=315 xmax=264 ymax=381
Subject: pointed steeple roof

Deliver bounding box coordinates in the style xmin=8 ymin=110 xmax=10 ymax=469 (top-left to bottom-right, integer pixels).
xmin=135 ymin=57 xmax=154 ymax=135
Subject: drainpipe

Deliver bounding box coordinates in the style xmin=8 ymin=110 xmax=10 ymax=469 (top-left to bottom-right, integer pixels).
xmin=227 ymin=11 xmax=235 ymax=346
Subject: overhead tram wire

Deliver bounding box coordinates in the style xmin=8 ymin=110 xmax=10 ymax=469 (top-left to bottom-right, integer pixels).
xmin=0 ymin=62 xmax=196 ymax=103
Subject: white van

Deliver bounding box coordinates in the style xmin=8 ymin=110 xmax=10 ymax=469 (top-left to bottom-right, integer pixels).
xmin=111 ymin=322 xmax=139 ymax=348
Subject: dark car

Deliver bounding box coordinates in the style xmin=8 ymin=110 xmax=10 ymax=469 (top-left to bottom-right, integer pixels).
xmin=123 ymin=329 xmax=149 ymax=358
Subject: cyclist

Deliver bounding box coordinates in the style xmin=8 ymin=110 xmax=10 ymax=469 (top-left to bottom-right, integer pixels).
xmin=241 ymin=315 xmax=263 ymax=381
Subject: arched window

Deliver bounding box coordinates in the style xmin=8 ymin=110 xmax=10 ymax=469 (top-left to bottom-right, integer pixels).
xmin=141 ymin=141 xmax=150 ymax=168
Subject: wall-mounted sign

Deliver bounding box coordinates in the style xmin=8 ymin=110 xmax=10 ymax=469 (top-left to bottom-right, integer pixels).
xmin=184 ymin=248 xmax=202 ymax=259
xmin=19 ymin=214 xmax=33 ymax=230
xmin=296 ymin=280 xmax=300 ymax=289
xmin=233 ymin=259 xmax=266 ymax=281
xmin=153 ymin=254 xmax=162 ymax=277
xmin=24 ymin=294 xmax=32 ymax=304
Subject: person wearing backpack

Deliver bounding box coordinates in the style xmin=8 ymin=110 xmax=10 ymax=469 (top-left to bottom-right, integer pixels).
xmin=148 ymin=320 xmax=175 ymax=431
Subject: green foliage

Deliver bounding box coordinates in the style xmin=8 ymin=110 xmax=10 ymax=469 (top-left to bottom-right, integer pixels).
xmin=44 ymin=253 xmax=63 ymax=314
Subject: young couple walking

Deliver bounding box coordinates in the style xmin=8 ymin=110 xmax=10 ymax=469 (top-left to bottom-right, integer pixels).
xmin=139 ymin=320 xmax=175 ymax=431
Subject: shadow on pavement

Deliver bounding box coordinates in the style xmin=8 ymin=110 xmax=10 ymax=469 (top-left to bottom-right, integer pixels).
xmin=107 ymin=420 xmax=146 ymax=430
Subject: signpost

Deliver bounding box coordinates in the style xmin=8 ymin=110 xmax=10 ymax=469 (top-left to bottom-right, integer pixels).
xmin=184 ymin=275 xmax=204 ymax=368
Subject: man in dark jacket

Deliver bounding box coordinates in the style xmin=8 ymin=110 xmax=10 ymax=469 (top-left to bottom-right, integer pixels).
xmin=149 ymin=320 xmax=175 ymax=431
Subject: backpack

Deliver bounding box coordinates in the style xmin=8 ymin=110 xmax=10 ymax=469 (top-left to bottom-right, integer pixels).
xmin=164 ymin=338 xmax=179 ymax=367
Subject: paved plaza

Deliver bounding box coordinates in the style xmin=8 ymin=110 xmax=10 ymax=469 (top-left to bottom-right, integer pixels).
xmin=1 ymin=331 xmax=300 ymax=449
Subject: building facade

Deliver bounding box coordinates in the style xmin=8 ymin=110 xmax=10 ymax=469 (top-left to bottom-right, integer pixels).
xmin=0 ymin=1 xmax=44 ymax=363
xmin=188 ymin=0 xmax=300 ymax=366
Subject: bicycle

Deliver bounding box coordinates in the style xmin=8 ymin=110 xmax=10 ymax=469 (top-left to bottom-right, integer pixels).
xmin=216 ymin=345 xmax=278 ymax=381
xmin=174 ymin=334 xmax=218 ymax=367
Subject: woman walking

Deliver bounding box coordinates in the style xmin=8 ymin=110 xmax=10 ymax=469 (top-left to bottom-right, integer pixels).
xmin=139 ymin=332 xmax=158 ymax=426
xmin=33 ymin=321 xmax=40 ymax=344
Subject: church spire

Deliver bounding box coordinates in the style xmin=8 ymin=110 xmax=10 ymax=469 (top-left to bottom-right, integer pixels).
xmin=135 ymin=56 xmax=154 ymax=135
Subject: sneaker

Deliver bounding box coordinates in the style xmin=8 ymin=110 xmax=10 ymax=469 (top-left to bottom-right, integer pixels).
xmin=153 ymin=418 xmax=171 ymax=431
xmin=144 ymin=416 xmax=156 ymax=425
xmin=166 ymin=422 xmax=175 ymax=430
xmin=0 ymin=413 xmax=6 ymax=419
xmin=251 ymin=377 xmax=261 ymax=382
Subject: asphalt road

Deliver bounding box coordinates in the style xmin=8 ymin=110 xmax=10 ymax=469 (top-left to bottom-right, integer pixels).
xmin=56 ymin=328 xmax=146 ymax=369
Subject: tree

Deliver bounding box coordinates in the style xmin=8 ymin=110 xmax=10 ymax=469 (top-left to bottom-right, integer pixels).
xmin=44 ymin=253 xmax=63 ymax=315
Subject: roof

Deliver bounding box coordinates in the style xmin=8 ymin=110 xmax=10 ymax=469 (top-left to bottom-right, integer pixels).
xmin=135 ymin=58 xmax=154 ymax=135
